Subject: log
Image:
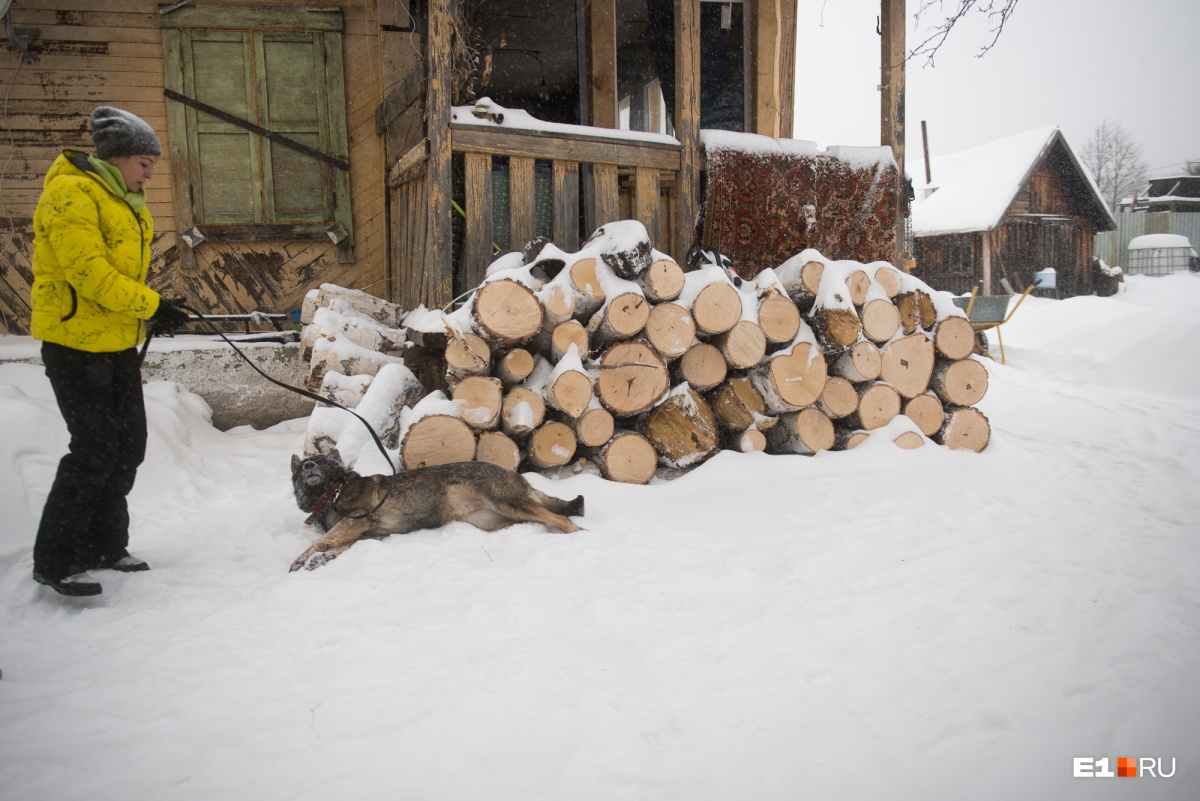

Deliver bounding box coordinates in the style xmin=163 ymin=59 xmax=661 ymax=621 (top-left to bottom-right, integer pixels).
xmin=833 ymin=428 xmax=870 ymax=451
xmin=526 ymin=421 xmax=577 ymax=469
xmin=643 ymin=385 xmax=720 ymax=468
xmin=451 ymin=375 xmax=503 ymax=430
xmin=595 ymin=340 xmax=670 ymax=416
xmin=781 ymin=259 xmax=824 ymax=309
xmin=893 ymin=431 xmax=925 ymax=450
xmin=538 ymin=281 xmax=577 ymax=328
xmin=566 ymin=257 xmax=607 ymax=318
xmin=500 ymin=386 xmax=546 ymax=438
xmin=472 ymin=279 xmax=543 ymax=346
xmin=315 ymin=283 xmax=405 ymax=327
xmin=713 ymin=320 xmax=767 ymax=370
xmin=569 ymin=404 xmax=616 ymax=448
xmin=643 ymin=302 xmax=697 ymax=361
xmin=586 ymin=220 xmax=653 ymax=279
xmin=318 ymin=372 xmax=372 ymax=409
xmin=872 ymin=264 xmax=902 ymax=298
xmin=444 ymin=332 xmax=491 ymax=385
xmin=936 ymin=406 xmax=991 ymax=452
xmin=400 ymin=414 xmax=477 ymax=469
xmin=829 ymin=340 xmax=882 ymax=383
xmin=896 ymin=289 xmax=937 ymax=334
xmin=860 ymin=298 xmax=901 ymax=344
xmin=809 ymin=304 xmax=863 ymax=352
xmin=544 ymin=362 xmax=594 ymax=419
xmin=817 ymin=375 xmax=859 ymax=419
xmin=595 ymin=431 xmax=658 ymax=484
xmin=494 ymin=348 xmax=535 ymax=385
xmin=932 ymin=315 xmax=977 ymax=361
xmin=638 ymin=257 xmax=686 ymax=303
xmin=587 ymin=291 xmax=651 ymax=345
xmin=931 ymin=358 xmax=989 ymax=406
xmin=766 ymin=407 xmax=835 ymax=455
xmin=846 ymin=381 xmax=901 ymax=431
xmin=751 ymin=341 xmax=827 ymax=412
xmin=476 ymin=430 xmax=521 ymax=470
xmin=690 ymin=282 xmax=742 ymax=336
xmin=757 ymin=290 xmax=802 ymax=344
xmin=880 ymin=334 xmax=936 ymax=399
xmin=674 ymin=342 xmax=727 ymax=392
xmin=903 ymin=392 xmax=945 ymax=438
xmin=547 ymin=320 xmax=590 ymax=362
xmin=846 ymin=269 xmax=871 ymax=306
xmin=726 ymin=427 xmax=767 ymax=453
xmin=710 ymin=376 xmax=773 ymax=431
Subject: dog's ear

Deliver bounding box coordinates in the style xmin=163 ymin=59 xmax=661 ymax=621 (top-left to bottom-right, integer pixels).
xmin=291 ymin=454 xmax=301 ymax=472
xmin=328 ymin=448 xmax=343 ymax=466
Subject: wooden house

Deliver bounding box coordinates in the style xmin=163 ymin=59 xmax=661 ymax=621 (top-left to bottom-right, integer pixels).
xmin=0 ymin=0 xmax=910 ymax=335
xmin=1122 ymin=173 xmax=1200 ymax=214
xmin=911 ymin=126 xmax=1116 ymax=298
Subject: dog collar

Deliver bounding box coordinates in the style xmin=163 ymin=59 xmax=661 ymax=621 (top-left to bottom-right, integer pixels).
xmin=304 ymin=478 xmax=346 ymax=526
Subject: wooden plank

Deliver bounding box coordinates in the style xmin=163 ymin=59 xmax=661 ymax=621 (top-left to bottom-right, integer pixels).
xmin=553 ymin=160 xmax=580 ymax=250
xmin=160 ymin=6 xmax=343 ymax=31
xmin=509 ymin=156 xmax=536 ymax=249
xmin=880 ymin=0 xmax=906 ymax=263
xmin=589 ymin=0 xmax=617 ymax=128
xmin=778 ymin=0 xmax=797 ymax=139
xmin=755 ymin=0 xmax=782 ymax=137
xmin=426 ymin=0 xmax=454 ymax=307
xmin=592 ymin=163 xmax=620 ymax=226
xmin=463 ymin=152 xmax=494 ymax=293
xmin=634 ymin=166 xmax=661 ymax=245
xmin=674 ymin=0 xmax=701 ymax=265
xmin=451 ymin=125 xmax=681 ymax=171
xmin=321 ymin=29 xmax=354 ymax=263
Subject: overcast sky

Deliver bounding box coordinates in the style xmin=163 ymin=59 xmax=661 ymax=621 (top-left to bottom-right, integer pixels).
xmin=792 ymin=0 xmax=1200 ymax=178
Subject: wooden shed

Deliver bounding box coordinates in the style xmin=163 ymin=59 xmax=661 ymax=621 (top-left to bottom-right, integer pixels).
xmin=0 ymin=0 xmax=809 ymax=332
xmin=911 ymin=126 xmax=1115 ymax=298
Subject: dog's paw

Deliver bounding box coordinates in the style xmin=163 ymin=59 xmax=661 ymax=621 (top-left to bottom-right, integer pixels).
xmin=289 ymin=550 xmax=338 ymax=572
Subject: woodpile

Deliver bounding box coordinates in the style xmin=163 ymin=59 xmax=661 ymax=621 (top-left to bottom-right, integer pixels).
xmin=299 ymin=221 xmax=991 ymax=484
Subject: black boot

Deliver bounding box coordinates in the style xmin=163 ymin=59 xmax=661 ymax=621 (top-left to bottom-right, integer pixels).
xmin=33 ymin=569 xmax=103 ymax=597
xmin=97 ymin=549 xmax=150 ymax=573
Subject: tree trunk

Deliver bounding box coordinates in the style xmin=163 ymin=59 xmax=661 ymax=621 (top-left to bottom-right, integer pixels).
xmin=643 ymin=302 xmax=697 ymax=361
xmin=526 ymin=421 xmax=577 ymax=469
xmin=880 ymin=334 xmax=936 ymax=398
xmin=595 ymin=340 xmax=670 ymax=416
xmin=595 ymin=431 xmax=658 ymax=484
xmin=936 ymin=406 xmax=991 ymax=452
xmin=673 ymin=342 xmax=728 ymax=392
xmin=860 ymin=298 xmax=901 ymax=344
xmin=751 ymin=341 xmax=827 ymax=412
xmin=643 ymin=385 xmax=720 ymax=468
xmin=766 ymin=407 xmax=835 ymax=455
xmin=400 ymin=414 xmax=477 ymax=469
xmin=829 ymin=339 xmax=882 ymax=383
xmin=931 ymin=358 xmax=989 ymax=406
xmin=472 ymin=279 xmax=543 ymax=346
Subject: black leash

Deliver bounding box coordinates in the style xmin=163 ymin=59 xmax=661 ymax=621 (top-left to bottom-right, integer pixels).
xmin=154 ymin=304 xmax=400 ymax=521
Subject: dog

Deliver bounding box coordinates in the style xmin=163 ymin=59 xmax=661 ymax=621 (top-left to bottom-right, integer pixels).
xmin=289 ymin=452 xmax=585 ymax=572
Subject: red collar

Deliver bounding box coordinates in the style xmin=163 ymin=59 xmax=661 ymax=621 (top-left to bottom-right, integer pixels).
xmin=304 ymin=478 xmax=345 ymax=526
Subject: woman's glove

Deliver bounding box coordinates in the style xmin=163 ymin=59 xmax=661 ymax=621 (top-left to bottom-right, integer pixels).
xmin=149 ymin=297 xmax=190 ymax=336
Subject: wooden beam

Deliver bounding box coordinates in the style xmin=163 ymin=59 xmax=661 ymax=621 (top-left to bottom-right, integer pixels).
xmin=450 ymin=125 xmax=681 ymax=171
xmin=755 ymin=0 xmax=782 ymax=137
xmin=553 ymin=160 xmax=581 ymax=250
xmin=463 ymin=152 xmax=494 ymax=292
xmin=674 ymin=0 xmax=701 ymax=264
xmin=880 ymin=0 xmax=906 ymax=264
xmin=590 ymin=0 xmax=618 ymax=129
xmin=426 ymin=0 xmax=454 ymax=307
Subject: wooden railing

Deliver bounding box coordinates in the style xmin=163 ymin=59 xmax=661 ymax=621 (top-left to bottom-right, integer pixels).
xmin=450 ymin=123 xmax=684 ymax=289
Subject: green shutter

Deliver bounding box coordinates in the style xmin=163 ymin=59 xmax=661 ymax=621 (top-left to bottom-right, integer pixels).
xmin=184 ymin=30 xmax=261 ymax=223
xmin=258 ymin=32 xmax=331 ymax=222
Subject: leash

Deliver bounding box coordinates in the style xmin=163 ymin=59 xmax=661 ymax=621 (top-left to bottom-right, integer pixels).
xmin=168 ymin=303 xmax=399 ymax=521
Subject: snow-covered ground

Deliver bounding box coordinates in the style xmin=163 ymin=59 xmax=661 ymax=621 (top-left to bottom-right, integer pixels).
xmin=2 ymin=274 xmax=1197 ymax=800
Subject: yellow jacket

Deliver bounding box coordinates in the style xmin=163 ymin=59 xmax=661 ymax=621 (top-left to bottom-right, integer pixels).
xmin=30 ymin=151 xmax=161 ymax=352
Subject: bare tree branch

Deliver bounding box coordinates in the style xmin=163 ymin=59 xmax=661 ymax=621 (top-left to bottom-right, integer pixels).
xmin=1081 ymin=121 xmax=1149 ymax=212
xmin=910 ymin=0 xmax=1021 ymax=66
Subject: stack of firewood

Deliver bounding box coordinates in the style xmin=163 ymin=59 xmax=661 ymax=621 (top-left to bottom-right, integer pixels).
xmin=298 ymin=221 xmax=990 ymax=483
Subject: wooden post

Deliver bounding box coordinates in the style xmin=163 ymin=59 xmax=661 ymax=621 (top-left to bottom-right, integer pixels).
xmin=675 ymin=0 xmax=701 ymax=266
xmin=921 ymin=119 xmax=932 ymax=184
xmin=590 ymin=0 xmax=618 ymax=129
xmin=427 ymin=0 xmax=454 ymax=307
xmin=755 ymin=0 xmax=782 ymax=138
xmin=880 ymin=0 xmax=906 ymax=266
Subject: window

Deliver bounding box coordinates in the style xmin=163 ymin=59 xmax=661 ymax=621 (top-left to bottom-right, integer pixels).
xmin=160 ymin=6 xmax=351 ymax=256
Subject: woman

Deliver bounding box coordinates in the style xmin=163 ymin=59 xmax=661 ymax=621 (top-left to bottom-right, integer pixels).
xmin=29 ymin=106 xmax=189 ymax=597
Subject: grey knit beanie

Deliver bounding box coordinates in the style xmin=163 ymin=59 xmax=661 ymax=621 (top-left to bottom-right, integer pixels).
xmin=91 ymin=106 xmax=161 ymax=159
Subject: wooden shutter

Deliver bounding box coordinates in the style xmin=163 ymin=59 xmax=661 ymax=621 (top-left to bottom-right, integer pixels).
xmin=183 ymin=30 xmax=262 ymax=223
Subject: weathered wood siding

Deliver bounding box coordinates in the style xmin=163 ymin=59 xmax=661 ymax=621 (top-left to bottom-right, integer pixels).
xmin=0 ymin=0 xmax=387 ymax=335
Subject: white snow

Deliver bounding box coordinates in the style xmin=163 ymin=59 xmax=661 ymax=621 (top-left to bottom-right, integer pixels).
xmin=1128 ymin=233 xmax=1196 ymax=252
xmin=2 ymin=274 xmax=1199 ymax=799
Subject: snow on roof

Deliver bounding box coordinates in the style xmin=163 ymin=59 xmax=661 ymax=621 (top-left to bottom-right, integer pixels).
xmin=700 ymin=129 xmax=896 ymax=170
xmin=911 ymin=126 xmax=1105 ymax=237
xmin=452 ymin=98 xmax=679 ymax=148
xmin=1128 ymin=233 xmax=1196 ymax=251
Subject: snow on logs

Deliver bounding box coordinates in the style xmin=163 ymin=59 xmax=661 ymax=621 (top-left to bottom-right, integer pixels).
xmin=299 ymin=224 xmax=992 ymax=482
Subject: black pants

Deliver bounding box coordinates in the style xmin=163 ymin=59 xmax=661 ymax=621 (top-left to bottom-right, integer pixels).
xmin=33 ymin=342 xmax=147 ymax=579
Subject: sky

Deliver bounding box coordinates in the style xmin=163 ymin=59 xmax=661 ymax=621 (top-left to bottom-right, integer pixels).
xmin=792 ymin=0 xmax=1200 ymax=178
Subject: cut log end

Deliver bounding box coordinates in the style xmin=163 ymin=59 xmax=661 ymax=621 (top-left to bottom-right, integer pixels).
xmin=596 ymin=340 xmax=670 ymax=416
xmin=937 ymin=406 xmax=991 ymax=452
xmin=596 ymin=431 xmax=658 ymax=484
xmin=473 ymin=279 xmax=543 ymax=345
xmin=526 ymin=421 xmax=578 ymax=469
xmin=691 ymin=282 xmax=742 ymax=335
xmin=401 ymin=415 xmax=477 ymax=470
xmin=476 ymin=431 xmax=521 ymax=470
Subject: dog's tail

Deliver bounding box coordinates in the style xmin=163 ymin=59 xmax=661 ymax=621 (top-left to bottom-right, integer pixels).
xmin=567 ymin=495 xmax=585 ymax=518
